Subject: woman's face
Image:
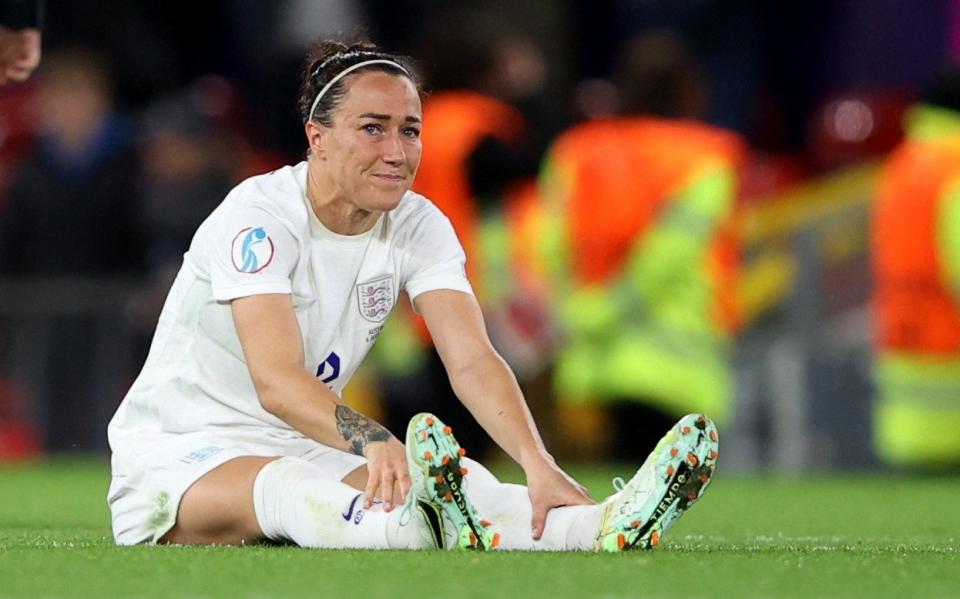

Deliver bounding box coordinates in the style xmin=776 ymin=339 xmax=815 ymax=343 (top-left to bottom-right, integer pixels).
xmin=316 ymin=71 xmax=422 ymax=213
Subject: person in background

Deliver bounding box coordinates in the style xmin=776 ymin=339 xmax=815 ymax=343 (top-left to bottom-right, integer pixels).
xmin=0 ymin=0 xmax=41 ymax=85
xmin=0 ymin=0 xmax=41 ymax=456
xmin=538 ymin=31 xmax=745 ymax=460
xmin=123 ymin=90 xmax=239 ymax=360
xmin=0 ymin=47 xmax=144 ymax=451
xmin=373 ymin=26 xmax=547 ymax=457
xmin=139 ymin=92 xmax=236 ymax=278
xmin=872 ymin=66 xmax=960 ymax=468
xmin=0 ymin=47 xmax=143 ymax=276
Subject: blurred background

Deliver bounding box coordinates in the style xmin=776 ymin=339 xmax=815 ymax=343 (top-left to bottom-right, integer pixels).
xmin=1 ymin=0 xmax=958 ymax=473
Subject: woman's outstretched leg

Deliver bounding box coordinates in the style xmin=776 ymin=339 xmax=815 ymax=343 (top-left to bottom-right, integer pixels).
xmin=163 ymin=455 xmax=433 ymax=549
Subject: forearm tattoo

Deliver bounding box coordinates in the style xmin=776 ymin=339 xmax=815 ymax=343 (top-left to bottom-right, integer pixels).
xmin=335 ymin=404 xmax=392 ymax=456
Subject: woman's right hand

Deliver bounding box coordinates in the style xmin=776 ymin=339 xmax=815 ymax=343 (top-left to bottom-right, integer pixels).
xmin=362 ymin=436 xmax=411 ymax=511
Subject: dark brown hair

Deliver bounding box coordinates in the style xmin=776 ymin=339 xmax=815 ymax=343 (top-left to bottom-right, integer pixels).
xmin=297 ymin=40 xmax=421 ymax=126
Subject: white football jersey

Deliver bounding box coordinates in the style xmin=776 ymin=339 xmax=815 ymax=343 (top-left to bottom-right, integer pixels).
xmin=108 ymin=161 xmax=472 ymax=454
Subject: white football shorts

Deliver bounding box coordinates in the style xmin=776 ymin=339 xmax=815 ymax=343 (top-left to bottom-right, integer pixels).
xmin=107 ymin=429 xmax=367 ymax=545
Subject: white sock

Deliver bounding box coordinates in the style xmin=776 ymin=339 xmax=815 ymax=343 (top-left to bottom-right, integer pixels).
xmin=461 ymin=458 xmax=605 ymax=551
xmin=252 ymin=457 xmax=426 ymax=549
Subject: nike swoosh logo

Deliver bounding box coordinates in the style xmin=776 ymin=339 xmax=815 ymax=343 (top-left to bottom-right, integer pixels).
xmin=342 ymin=494 xmax=362 ymax=521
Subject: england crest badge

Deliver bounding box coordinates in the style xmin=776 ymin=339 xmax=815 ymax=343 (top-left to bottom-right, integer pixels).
xmin=356 ymin=276 xmax=394 ymax=323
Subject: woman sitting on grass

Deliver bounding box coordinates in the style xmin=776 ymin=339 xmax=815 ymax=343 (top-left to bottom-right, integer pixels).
xmin=106 ymin=39 xmax=719 ymax=551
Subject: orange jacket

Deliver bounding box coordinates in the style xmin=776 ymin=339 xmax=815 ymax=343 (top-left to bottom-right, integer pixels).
xmin=545 ymin=118 xmax=745 ymax=333
xmin=873 ymin=137 xmax=960 ymax=355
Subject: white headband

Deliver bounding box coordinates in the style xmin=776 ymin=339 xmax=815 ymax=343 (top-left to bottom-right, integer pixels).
xmin=307 ymin=59 xmax=411 ymax=123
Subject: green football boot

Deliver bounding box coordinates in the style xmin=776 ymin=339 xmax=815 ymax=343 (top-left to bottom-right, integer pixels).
xmin=405 ymin=412 xmax=499 ymax=550
xmin=595 ymin=413 xmax=719 ymax=551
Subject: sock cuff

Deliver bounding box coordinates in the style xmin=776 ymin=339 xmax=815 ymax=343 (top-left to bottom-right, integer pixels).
xmin=252 ymin=457 xmax=293 ymax=542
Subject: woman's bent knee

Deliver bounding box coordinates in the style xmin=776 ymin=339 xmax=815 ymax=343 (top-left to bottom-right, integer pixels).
xmin=160 ymin=456 xmax=278 ymax=546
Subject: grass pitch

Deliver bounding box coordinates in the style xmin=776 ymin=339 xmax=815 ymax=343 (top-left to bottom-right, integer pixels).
xmin=1 ymin=458 xmax=957 ymax=599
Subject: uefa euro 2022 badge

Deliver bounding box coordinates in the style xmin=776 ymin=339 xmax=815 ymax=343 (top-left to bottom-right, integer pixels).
xmin=231 ymin=227 xmax=275 ymax=273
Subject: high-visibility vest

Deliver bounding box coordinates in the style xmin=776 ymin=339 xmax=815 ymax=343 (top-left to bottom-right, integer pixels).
xmin=543 ymin=118 xmax=744 ymax=330
xmin=874 ymin=138 xmax=960 ymax=355
xmin=539 ymin=117 xmax=745 ymax=420
xmin=872 ymin=104 xmax=960 ymax=466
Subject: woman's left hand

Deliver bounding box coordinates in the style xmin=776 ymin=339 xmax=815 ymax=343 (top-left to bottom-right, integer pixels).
xmin=524 ymin=456 xmax=595 ymax=540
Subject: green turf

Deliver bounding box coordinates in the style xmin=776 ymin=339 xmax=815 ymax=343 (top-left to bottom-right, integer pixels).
xmin=1 ymin=458 xmax=958 ymax=599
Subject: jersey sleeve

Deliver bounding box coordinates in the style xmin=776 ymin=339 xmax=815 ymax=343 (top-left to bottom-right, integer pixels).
xmin=402 ymin=206 xmax=474 ymax=302
xmin=208 ymin=207 xmax=299 ymax=301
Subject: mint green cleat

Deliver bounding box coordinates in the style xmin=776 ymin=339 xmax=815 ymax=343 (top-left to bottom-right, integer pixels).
xmin=595 ymin=413 xmax=719 ymax=551
xmin=405 ymin=413 xmax=499 ymax=550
